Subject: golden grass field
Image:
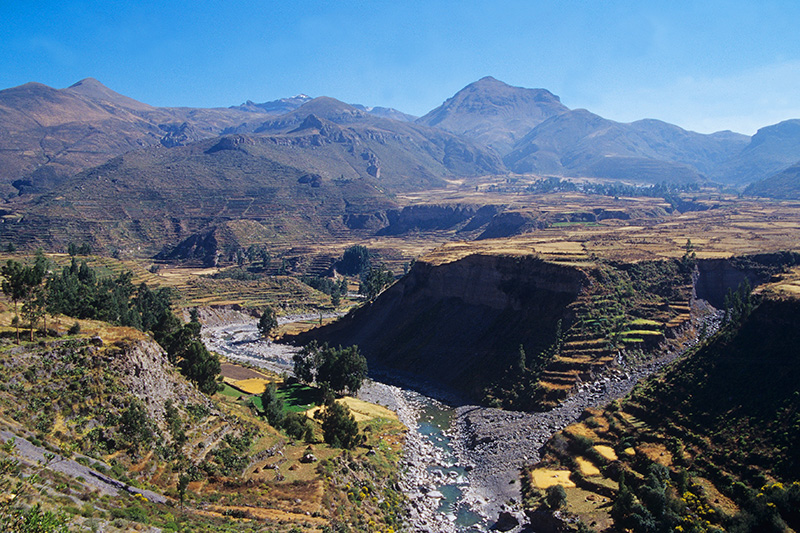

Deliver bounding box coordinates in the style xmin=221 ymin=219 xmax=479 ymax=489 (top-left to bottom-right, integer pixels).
xmin=305 ymin=396 xmax=398 ymax=423
xmin=530 ymin=468 xmax=577 ymax=489
xmin=592 ymin=445 xmax=618 ymax=461
xmin=225 ymin=377 xmax=277 ymax=395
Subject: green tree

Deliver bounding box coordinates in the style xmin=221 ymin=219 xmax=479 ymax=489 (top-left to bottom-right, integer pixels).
xmin=259 ymin=249 xmax=271 ymax=269
xmin=177 ymin=339 xmax=220 ymax=395
xmin=2 ymin=260 xmax=28 ymax=344
xmin=2 ymin=254 xmax=48 ymax=343
xmin=258 ymin=305 xmax=278 ymax=339
xmin=545 ymin=484 xmax=567 ymax=510
xmin=294 ymin=343 xmax=368 ymax=396
xmin=359 ymin=265 xmax=394 ymax=301
xmin=293 ymin=341 xmax=321 ymax=384
xmin=315 ymin=344 xmax=368 ymax=396
xmin=337 ymin=245 xmax=371 ymax=276
xmin=177 ymin=474 xmax=190 ymax=511
xmin=118 ymin=401 xmax=154 ymax=454
xmin=260 ymin=383 xmax=284 ymax=427
xmin=319 ymin=401 xmax=362 ymax=449
xmin=516 ymin=344 xmax=527 ymax=372
xmin=282 ymin=412 xmax=314 ymax=442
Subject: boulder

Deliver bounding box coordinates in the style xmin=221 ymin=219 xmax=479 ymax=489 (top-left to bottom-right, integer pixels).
xmin=491 ymin=510 xmax=520 ymax=531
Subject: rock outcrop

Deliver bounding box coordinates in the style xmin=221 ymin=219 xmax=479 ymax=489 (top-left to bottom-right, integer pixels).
xmin=298 ymin=254 xmax=587 ymax=401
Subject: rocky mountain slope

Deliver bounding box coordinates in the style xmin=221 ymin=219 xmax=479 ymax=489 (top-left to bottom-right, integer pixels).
xmin=3 ymin=101 xmax=502 ymax=254
xmin=297 ymin=254 xmax=587 ymax=401
xmin=710 ymin=119 xmax=800 ymax=186
xmin=0 ymin=78 xmax=277 ymax=196
xmin=297 ymin=250 xmax=800 ymax=409
xmin=227 ymin=95 xmax=502 ymax=178
xmin=417 ymin=76 xmax=569 ymax=155
xmin=4 ymin=75 xmax=800 ymax=206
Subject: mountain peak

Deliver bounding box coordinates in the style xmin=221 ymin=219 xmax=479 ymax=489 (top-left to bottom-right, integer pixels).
xmin=68 ymin=77 xmax=106 ymax=90
xmin=288 ymin=97 xmax=365 ymax=122
xmin=63 ymin=78 xmax=152 ymax=110
xmin=417 ymin=77 xmax=569 ymax=154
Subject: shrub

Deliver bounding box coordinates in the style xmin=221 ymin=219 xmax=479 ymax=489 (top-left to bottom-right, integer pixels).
xmin=545 ymin=484 xmax=567 ymax=510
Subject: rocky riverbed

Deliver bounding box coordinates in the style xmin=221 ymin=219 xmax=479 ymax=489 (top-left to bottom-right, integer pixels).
xmin=360 ymin=381 xmax=465 ymax=532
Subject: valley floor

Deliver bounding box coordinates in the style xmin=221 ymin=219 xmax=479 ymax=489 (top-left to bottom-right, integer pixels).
xmin=201 ymin=306 xmax=722 ymax=531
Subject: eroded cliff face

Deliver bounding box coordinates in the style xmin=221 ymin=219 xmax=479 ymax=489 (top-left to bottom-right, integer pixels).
xmin=695 ymin=252 xmax=800 ymax=307
xmin=305 ymin=254 xmax=588 ymax=401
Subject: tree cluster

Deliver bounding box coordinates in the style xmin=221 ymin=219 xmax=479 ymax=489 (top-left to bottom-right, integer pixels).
xmin=257 ymin=305 xmax=278 ymax=339
xmin=612 ymin=466 xmax=686 ymax=532
xmin=318 ymin=399 xmax=363 ymax=449
xmin=300 ymin=275 xmax=347 ymax=297
xmin=1 ymin=253 xmax=48 ymax=343
xmin=301 ymin=274 xmax=348 ymax=306
xmin=723 ymin=279 xmax=755 ymax=326
xmin=336 ymin=245 xmax=371 ymax=276
xmin=66 ymin=242 xmax=92 ymax=256
xmin=359 ymin=265 xmax=394 ymax=301
xmin=1 ymin=255 xmax=220 ymax=395
xmin=293 ymin=341 xmax=368 ymax=396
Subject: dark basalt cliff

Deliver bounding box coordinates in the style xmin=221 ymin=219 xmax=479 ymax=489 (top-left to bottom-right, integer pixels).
xmin=298 ymin=254 xmax=587 ymax=401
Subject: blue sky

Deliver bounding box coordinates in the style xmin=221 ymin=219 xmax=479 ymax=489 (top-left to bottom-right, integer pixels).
xmin=2 ymin=0 xmax=799 ymax=135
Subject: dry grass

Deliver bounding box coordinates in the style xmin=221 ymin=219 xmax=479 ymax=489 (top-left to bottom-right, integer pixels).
xmin=759 ymin=266 xmax=800 ymax=301
xmin=575 ymin=456 xmax=601 ymax=477
xmin=530 ymin=468 xmax=576 ymax=489
xmin=564 ymin=486 xmax=614 ymax=531
xmin=637 ymin=443 xmax=673 ymax=467
xmin=417 ymin=194 xmax=800 ymax=266
xmin=693 ymin=476 xmax=740 ymax=516
xmin=593 ymin=445 xmax=618 ymax=461
xmin=305 ymin=397 xmax=398 ymax=423
xmin=229 ymin=378 xmax=276 ymax=395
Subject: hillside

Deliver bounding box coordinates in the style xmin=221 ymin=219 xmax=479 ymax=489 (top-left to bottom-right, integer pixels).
xmin=524 ymin=285 xmax=800 ymax=532
xmin=711 ymin=119 xmax=800 ymax=186
xmin=503 ymin=109 xmax=749 ymax=183
xmin=744 ymin=159 xmax=800 ymax=199
xmin=0 ymin=315 xmax=404 ymax=531
xmin=1 ymin=103 xmax=503 ymax=255
xmin=0 ymin=78 xmax=277 ymax=196
xmin=230 ymin=95 xmax=504 ymax=177
xmin=294 ymin=205 xmax=800 ymax=407
xmin=417 ymin=76 xmax=569 ymax=155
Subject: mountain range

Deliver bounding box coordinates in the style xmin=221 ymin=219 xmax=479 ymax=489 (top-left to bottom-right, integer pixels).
xmin=2 ymin=76 xmax=800 ymax=254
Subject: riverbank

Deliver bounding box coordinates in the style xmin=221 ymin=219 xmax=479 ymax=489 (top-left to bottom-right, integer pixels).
xmin=201 ymin=315 xmax=467 ymax=532
xmin=360 ymin=381 xmax=464 ymax=532
xmin=450 ymin=310 xmax=724 ymax=528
